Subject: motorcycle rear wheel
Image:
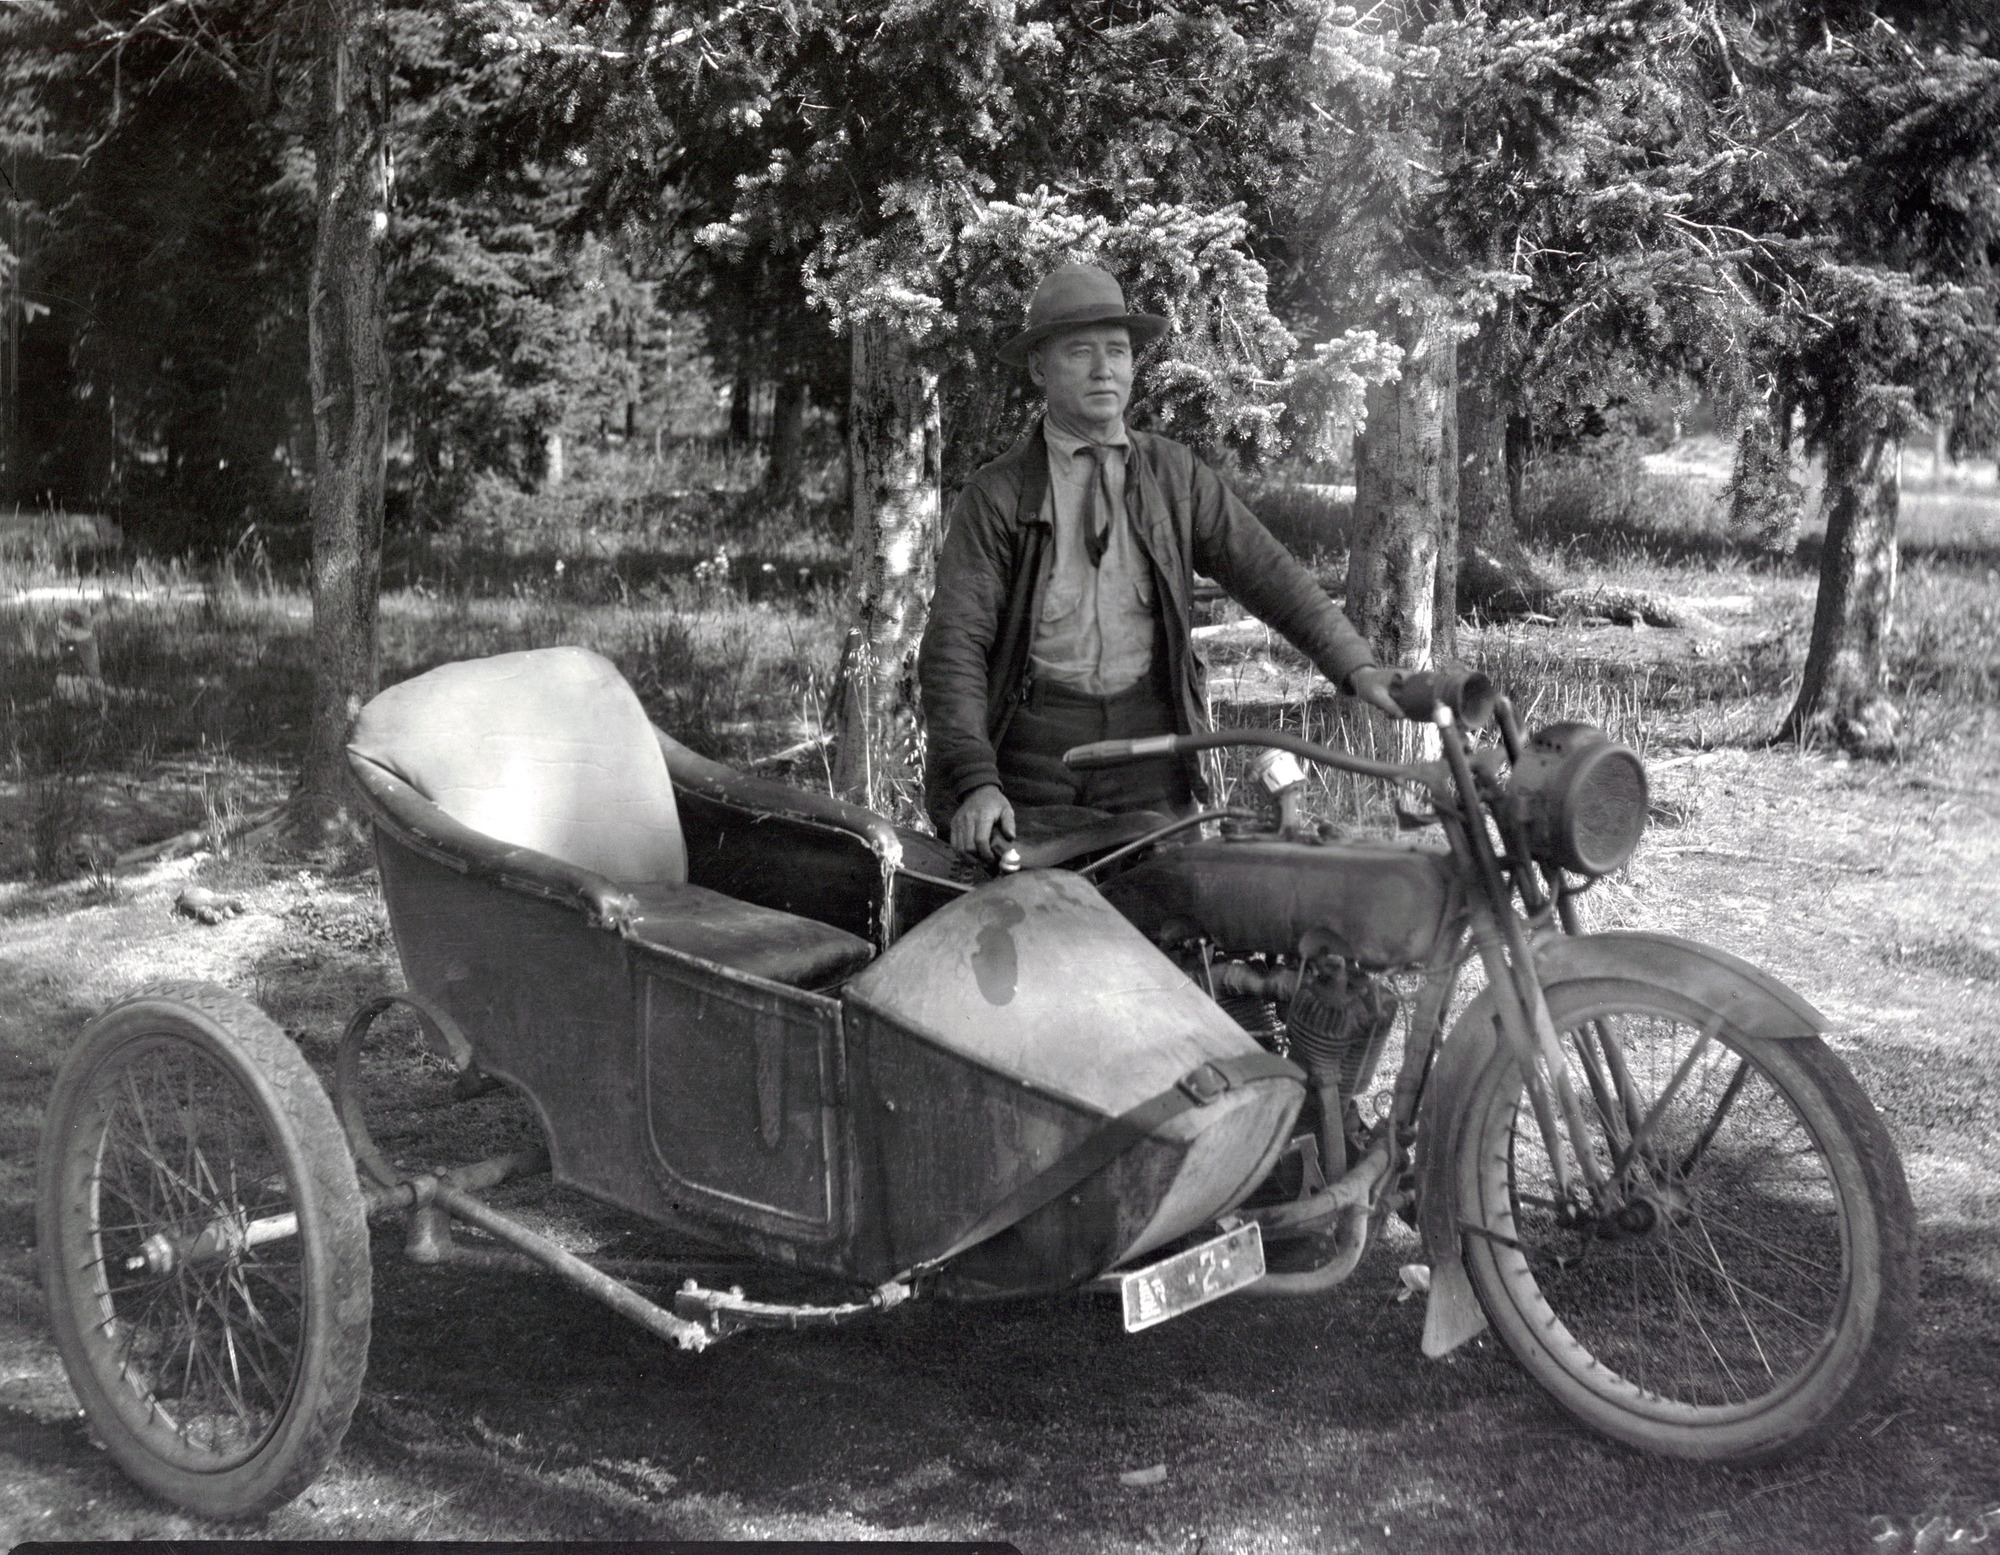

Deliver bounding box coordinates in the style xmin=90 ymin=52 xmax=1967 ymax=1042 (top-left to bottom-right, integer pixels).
xmin=1456 ymin=976 xmax=1915 ymax=1463
xmin=38 ymin=982 xmax=372 ymax=1517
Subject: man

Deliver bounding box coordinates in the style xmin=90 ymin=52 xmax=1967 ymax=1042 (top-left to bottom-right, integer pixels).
xmin=919 ymin=263 xmax=1402 ymax=861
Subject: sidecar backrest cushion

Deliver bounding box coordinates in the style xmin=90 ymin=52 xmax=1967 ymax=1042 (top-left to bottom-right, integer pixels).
xmin=348 ymin=646 xmax=687 ymax=886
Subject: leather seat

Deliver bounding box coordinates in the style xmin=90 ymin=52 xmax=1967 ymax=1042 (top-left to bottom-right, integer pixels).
xmin=348 ymin=647 xmax=873 ymax=989
xmin=349 ymin=645 xmax=690 ymax=885
xmin=623 ymin=882 xmax=874 ymax=989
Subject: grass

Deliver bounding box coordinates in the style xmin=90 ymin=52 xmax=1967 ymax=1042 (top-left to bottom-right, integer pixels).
xmin=0 ymin=449 xmax=849 ymax=878
xmin=0 ymin=441 xmax=1996 ymax=1550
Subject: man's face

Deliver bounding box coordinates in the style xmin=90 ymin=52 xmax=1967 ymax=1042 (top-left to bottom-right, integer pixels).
xmin=1030 ymin=324 xmax=1133 ymax=438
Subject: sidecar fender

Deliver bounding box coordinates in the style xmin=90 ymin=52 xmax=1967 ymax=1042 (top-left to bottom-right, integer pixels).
xmin=1414 ymin=931 xmax=1827 ymax=1359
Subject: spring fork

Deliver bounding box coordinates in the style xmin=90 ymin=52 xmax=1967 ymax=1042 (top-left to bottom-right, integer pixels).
xmin=1557 ymin=888 xmax=1648 ymax=1139
xmin=1435 ymin=710 xmax=1612 ymax=1202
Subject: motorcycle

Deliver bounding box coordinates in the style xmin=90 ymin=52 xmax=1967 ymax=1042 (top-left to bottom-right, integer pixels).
xmin=36 ymin=646 xmax=1916 ymax=1518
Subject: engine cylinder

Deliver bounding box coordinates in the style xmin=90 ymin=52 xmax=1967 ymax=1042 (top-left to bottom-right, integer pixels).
xmin=1286 ymin=965 xmax=1399 ymax=1097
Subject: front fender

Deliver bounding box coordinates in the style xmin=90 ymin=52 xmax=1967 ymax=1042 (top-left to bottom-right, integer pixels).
xmin=1414 ymin=931 xmax=1827 ymax=1358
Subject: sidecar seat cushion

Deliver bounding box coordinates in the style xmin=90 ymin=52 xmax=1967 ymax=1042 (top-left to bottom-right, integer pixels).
xmin=624 ymin=881 xmax=874 ymax=988
xmin=348 ymin=646 xmax=686 ymax=886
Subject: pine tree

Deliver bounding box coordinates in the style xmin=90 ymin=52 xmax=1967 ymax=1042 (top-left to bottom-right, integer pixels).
xmin=1741 ymin=11 xmax=2000 ymax=753
xmin=472 ymin=0 xmax=1340 ymax=811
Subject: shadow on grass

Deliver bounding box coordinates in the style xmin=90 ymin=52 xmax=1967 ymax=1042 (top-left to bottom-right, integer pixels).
xmin=1528 ymin=507 xmax=2000 ymax=576
xmin=346 ymin=1235 xmax=1978 ymax=1552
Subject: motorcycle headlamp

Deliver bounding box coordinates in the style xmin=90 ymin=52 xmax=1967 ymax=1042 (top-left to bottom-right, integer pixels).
xmin=1507 ymin=722 xmax=1649 ymax=878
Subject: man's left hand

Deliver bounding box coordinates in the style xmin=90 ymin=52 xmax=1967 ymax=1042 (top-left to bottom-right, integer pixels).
xmin=1346 ymin=665 xmax=1404 ymax=719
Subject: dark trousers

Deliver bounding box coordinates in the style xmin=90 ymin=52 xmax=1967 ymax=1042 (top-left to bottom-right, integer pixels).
xmin=994 ymin=675 xmax=1192 ymax=815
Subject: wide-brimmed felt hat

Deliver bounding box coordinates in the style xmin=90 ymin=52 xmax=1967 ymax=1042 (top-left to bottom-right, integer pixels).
xmin=998 ymin=264 xmax=1170 ymax=367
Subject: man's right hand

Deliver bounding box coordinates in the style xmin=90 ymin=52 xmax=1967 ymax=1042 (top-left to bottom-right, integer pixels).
xmin=949 ymin=785 xmax=1017 ymax=862
xmin=1345 ymin=665 xmax=1406 ymax=720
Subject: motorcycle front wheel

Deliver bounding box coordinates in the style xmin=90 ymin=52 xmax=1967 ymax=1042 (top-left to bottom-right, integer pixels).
xmin=1455 ymin=975 xmax=1915 ymax=1464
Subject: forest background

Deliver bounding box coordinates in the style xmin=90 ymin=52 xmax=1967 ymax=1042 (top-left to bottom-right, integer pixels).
xmin=3 ymin=0 xmax=1997 ymax=825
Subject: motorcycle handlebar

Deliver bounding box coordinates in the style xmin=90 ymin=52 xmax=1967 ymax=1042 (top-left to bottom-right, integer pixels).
xmin=1063 ymin=671 xmax=1495 ymax=775
xmin=1063 ymin=728 xmax=1417 ymax=785
xmin=1061 ymin=734 xmax=1181 ymax=771
xmin=1386 ymin=668 xmax=1496 ymax=728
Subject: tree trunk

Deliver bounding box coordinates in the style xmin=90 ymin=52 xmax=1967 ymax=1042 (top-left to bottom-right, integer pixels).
xmin=296 ymin=0 xmax=389 ymax=834
xmin=1457 ymin=357 xmax=1512 ymax=555
xmin=1432 ymin=350 xmax=1459 ymax=663
xmin=1778 ymin=414 xmax=1901 ymax=756
xmin=1727 ymin=397 xmax=1802 ymax=555
xmin=1454 ymin=332 xmax=1556 ymax=620
xmin=1346 ymin=304 xmax=1453 ymax=672
xmin=831 ymin=322 xmax=940 ymax=812
xmin=728 ymin=366 xmax=755 ymax=446
xmin=764 ymin=377 xmax=807 ymax=498
xmin=541 ymin=428 xmax=565 ymax=491
xmin=1505 ymin=411 xmax=1530 ymax=530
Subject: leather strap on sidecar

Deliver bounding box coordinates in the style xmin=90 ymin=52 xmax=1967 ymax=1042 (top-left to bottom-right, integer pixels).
xmin=910 ymin=1049 xmax=1306 ymax=1277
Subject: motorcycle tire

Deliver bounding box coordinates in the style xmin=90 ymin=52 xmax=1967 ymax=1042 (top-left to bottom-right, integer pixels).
xmin=1455 ymin=974 xmax=1915 ymax=1464
xmin=38 ymin=982 xmax=372 ymax=1518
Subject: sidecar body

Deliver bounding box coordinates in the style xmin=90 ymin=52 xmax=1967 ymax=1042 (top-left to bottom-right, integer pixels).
xmin=344 ymin=647 xmax=1303 ymax=1296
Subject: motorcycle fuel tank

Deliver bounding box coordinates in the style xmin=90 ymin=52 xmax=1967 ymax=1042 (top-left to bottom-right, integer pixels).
xmin=1100 ymin=838 xmax=1461 ymax=967
xmin=841 ymin=869 xmax=1302 ymax=1296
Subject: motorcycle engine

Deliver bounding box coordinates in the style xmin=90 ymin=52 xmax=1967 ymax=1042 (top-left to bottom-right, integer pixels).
xmin=1284 ymin=960 xmax=1399 ymax=1101
xmin=1208 ymin=954 xmax=1399 ymax=1174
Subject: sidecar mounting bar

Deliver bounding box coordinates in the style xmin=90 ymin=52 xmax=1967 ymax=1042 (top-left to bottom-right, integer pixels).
xmin=422 ymin=1178 xmax=715 ymax=1352
xmin=389 ymin=1171 xmax=904 ymax=1351
xmin=144 ymin=1146 xmax=552 ymax=1276
xmin=672 ymin=1280 xmax=911 ymax=1339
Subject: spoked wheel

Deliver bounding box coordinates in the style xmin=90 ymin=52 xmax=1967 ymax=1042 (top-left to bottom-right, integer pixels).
xmin=38 ymin=983 xmax=371 ymax=1517
xmin=1456 ymin=977 xmax=1915 ymax=1463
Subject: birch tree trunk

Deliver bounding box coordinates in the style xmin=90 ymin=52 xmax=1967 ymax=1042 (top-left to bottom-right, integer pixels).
xmin=832 ymin=321 xmax=940 ymax=812
xmin=296 ymin=0 xmax=389 ymax=833
xmin=1779 ymin=412 xmax=1901 ymax=756
xmin=1346 ymin=304 xmax=1453 ymax=672
xmin=1456 ymin=358 xmax=1513 ymax=554
xmin=1347 ymin=305 xmax=1454 ymax=762
xmin=1433 ymin=355 xmax=1459 ymax=664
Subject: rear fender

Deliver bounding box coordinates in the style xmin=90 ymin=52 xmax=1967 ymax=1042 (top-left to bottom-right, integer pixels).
xmin=1414 ymin=931 xmax=1827 ymax=1358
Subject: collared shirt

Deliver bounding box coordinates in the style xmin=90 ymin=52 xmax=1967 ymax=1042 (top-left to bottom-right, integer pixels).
xmin=1029 ymin=417 xmax=1158 ymax=695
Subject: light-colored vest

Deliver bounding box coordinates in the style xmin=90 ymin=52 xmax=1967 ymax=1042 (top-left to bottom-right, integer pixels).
xmin=1029 ymin=426 xmax=1158 ymax=695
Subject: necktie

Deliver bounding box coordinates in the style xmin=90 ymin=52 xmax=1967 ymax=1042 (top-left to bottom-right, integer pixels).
xmin=1081 ymin=443 xmax=1117 ymax=567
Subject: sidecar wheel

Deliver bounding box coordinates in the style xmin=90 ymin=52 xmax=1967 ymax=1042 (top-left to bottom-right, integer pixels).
xmin=1455 ymin=977 xmax=1915 ymax=1464
xmin=38 ymin=983 xmax=372 ymax=1518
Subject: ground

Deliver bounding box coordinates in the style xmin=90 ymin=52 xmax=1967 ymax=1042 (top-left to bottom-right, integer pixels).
xmin=0 ymin=451 xmax=1996 ymax=1552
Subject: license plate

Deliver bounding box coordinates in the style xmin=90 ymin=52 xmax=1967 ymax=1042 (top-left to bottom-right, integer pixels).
xmin=1118 ymin=1222 xmax=1265 ymax=1333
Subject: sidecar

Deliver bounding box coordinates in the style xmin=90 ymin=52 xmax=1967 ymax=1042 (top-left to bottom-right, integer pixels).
xmin=36 ymin=646 xmax=1305 ymax=1518
xmin=342 ymin=645 xmax=1302 ymax=1291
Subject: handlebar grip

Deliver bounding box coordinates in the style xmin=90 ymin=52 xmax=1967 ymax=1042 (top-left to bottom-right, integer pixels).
xmin=1388 ymin=668 xmax=1497 ymax=728
xmin=1063 ymin=734 xmax=1183 ymax=770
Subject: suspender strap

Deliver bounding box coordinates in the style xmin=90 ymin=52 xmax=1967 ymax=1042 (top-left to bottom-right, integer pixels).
xmin=911 ymin=1050 xmax=1304 ymax=1276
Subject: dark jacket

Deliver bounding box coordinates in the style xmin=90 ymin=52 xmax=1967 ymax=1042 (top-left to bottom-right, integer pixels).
xmin=919 ymin=421 xmax=1378 ymax=817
